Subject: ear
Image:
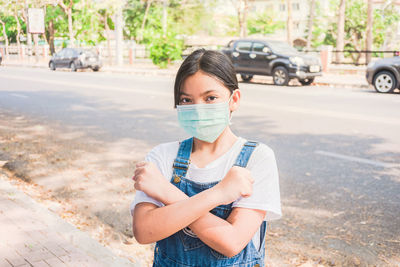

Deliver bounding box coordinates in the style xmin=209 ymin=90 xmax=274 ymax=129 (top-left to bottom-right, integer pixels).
xmin=230 ymin=89 xmax=241 ymax=112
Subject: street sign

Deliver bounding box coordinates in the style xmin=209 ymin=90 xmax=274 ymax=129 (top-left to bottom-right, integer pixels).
xmin=28 ymin=8 xmax=45 ymax=34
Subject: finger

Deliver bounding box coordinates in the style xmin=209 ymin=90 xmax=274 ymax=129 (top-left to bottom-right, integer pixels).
xmin=136 ymin=161 xmax=147 ymax=168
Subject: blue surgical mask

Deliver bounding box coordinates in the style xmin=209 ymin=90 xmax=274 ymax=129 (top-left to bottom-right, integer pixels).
xmin=177 ymin=94 xmax=234 ymax=143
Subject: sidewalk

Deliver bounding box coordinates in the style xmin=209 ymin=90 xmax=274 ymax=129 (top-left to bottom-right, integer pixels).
xmin=0 ymin=172 xmax=137 ymax=267
xmin=1 ymin=59 xmax=369 ymax=89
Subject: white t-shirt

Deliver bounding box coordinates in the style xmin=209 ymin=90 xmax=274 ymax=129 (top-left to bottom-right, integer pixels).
xmin=130 ymin=137 xmax=282 ymax=250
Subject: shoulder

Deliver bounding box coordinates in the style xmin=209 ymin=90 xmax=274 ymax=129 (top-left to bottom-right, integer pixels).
xmin=242 ymin=140 xmax=277 ymax=169
xmin=146 ymin=141 xmax=180 ymax=161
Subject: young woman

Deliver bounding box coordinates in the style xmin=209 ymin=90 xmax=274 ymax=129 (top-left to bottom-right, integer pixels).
xmin=130 ymin=49 xmax=281 ymax=267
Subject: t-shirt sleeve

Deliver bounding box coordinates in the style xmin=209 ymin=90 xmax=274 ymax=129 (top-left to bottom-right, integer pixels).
xmin=130 ymin=148 xmax=165 ymax=216
xmin=232 ymin=146 xmax=282 ymax=221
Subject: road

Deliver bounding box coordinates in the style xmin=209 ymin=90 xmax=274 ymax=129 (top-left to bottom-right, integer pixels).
xmin=0 ymin=66 xmax=399 ymax=266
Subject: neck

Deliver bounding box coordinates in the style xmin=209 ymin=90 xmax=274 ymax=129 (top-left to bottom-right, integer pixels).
xmin=192 ymin=127 xmax=238 ymax=154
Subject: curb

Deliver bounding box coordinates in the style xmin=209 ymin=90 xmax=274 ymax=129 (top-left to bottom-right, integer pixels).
xmin=0 ymin=172 xmax=139 ymax=267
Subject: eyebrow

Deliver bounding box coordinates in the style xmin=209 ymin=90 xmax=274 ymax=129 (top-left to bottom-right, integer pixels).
xmin=180 ymin=90 xmax=218 ymax=96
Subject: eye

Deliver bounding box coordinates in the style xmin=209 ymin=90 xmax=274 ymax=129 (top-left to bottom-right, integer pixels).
xmin=180 ymin=97 xmax=192 ymax=104
xmin=206 ymin=96 xmax=217 ymax=102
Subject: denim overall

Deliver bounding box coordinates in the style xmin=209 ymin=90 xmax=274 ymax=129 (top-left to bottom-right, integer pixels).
xmin=153 ymin=137 xmax=267 ymax=267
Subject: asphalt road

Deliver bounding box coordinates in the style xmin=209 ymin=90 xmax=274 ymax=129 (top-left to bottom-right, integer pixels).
xmin=1 ymin=66 xmax=399 ymax=265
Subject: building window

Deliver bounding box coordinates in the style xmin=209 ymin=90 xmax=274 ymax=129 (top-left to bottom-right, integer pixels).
xmin=292 ymin=3 xmax=300 ymax=11
xmin=279 ymin=4 xmax=285 ymax=12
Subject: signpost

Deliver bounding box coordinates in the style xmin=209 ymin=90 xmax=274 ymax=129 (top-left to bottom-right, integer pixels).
xmin=28 ymin=8 xmax=45 ymax=62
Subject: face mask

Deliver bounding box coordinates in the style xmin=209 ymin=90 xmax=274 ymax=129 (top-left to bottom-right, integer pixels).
xmin=177 ymin=94 xmax=234 ymax=143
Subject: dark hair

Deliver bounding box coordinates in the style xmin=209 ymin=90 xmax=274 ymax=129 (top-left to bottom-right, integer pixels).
xmin=174 ymin=49 xmax=239 ymax=107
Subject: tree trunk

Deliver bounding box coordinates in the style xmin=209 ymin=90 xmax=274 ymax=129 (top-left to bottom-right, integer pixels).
xmin=139 ymin=0 xmax=152 ymax=42
xmin=14 ymin=14 xmax=22 ymax=59
xmin=336 ymin=0 xmax=346 ymax=63
xmin=104 ymin=13 xmax=112 ymax=65
xmin=67 ymin=8 xmax=74 ymax=47
xmin=0 ymin=20 xmax=9 ymax=57
xmin=286 ymin=0 xmax=293 ymax=45
xmin=306 ymin=0 xmax=316 ymax=50
xmin=48 ymin=20 xmax=55 ymax=55
xmin=162 ymin=0 xmax=167 ymax=37
xmin=237 ymin=0 xmax=248 ymax=38
xmin=365 ymin=0 xmax=373 ymax=64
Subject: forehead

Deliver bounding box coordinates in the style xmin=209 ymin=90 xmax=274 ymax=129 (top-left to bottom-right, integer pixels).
xmin=181 ymin=71 xmax=230 ymax=96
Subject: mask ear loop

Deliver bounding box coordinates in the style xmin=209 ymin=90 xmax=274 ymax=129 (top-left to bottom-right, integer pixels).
xmin=228 ymin=89 xmax=238 ymax=125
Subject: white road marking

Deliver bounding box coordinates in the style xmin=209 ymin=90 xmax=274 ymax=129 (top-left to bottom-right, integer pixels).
xmin=9 ymin=93 xmax=28 ymax=98
xmin=315 ymin=150 xmax=400 ymax=168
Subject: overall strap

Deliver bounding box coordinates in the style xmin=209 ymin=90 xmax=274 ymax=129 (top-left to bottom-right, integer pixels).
xmin=233 ymin=141 xmax=258 ymax=168
xmin=173 ymin=137 xmax=193 ymax=178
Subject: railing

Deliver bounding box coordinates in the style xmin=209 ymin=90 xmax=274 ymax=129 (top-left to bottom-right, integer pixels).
xmin=303 ymin=49 xmax=400 ymax=66
xmin=0 ymin=44 xmax=150 ymax=65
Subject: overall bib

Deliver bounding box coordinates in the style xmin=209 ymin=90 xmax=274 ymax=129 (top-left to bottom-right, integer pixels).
xmin=153 ymin=137 xmax=267 ymax=267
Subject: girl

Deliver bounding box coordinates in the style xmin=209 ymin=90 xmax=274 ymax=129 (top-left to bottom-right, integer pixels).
xmin=131 ymin=49 xmax=281 ymax=267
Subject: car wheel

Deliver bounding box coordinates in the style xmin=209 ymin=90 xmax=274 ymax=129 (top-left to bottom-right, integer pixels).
xmin=373 ymin=71 xmax=396 ymax=93
xmin=240 ymin=74 xmax=253 ymax=82
xmin=273 ymin=66 xmax=289 ymax=86
xmin=49 ymin=61 xmax=56 ymax=71
xmin=70 ymin=62 xmax=77 ymax=72
xmin=299 ymin=78 xmax=314 ymax=86
xmin=92 ymin=67 xmax=100 ymax=72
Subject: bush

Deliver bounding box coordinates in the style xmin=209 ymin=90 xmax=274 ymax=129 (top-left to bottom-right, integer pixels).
xmin=147 ymin=32 xmax=184 ymax=68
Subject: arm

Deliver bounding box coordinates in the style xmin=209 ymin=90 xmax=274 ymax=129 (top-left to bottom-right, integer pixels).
xmin=153 ymin=182 xmax=266 ymax=257
xmin=132 ymin=186 xmax=223 ymax=244
xmin=132 ymin=163 xmax=263 ymax=257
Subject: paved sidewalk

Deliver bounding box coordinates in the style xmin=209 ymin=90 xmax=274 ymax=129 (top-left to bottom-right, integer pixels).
xmin=0 ymin=173 xmax=137 ymax=267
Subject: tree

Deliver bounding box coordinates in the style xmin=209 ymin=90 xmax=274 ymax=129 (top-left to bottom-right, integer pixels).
xmin=58 ymin=0 xmax=75 ymax=46
xmin=336 ymin=0 xmax=345 ymax=63
xmin=365 ymin=0 xmax=373 ymax=64
xmin=247 ymin=11 xmax=285 ymax=35
xmin=306 ymin=0 xmax=315 ymax=50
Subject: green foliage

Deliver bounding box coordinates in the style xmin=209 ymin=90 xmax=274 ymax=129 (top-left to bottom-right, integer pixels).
xmin=247 ymin=11 xmax=285 ymax=35
xmin=45 ymin=5 xmax=68 ymax=38
xmin=148 ymin=31 xmax=184 ymax=68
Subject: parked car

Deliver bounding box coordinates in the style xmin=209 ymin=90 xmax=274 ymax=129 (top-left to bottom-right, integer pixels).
xmin=366 ymin=56 xmax=400 ymax=93
xmin=49 ymin=48 xmax=102 ymax=72
xmin=0 ymin=53 xmax=2 ymax=65
xmin=222 ymin=39 xmax=322 ymax=86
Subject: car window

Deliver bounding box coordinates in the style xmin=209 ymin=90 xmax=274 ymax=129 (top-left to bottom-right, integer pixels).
xmin=252 ymin=43 xmax=271 ymax=53
xmin=235 ymin=41 xmax=252 ymax=52
xmin=57 ymin=49 xmax=66 ymax=57
xmin=65 ymin=49 xmax=74 ymax=58
xmin=268 ymin=41 xmax=298 ymax=54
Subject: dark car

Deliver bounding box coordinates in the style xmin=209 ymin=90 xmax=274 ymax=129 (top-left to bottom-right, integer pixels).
xmin=0 ymin=53 xmax=2 ymax=65
xmin=222 ymin=39 xmax=322 ymax=86
xmin=366 ymin=56 xmax=400 ymax=93
xmin=49 ymin=48 xmax=102 ymax=72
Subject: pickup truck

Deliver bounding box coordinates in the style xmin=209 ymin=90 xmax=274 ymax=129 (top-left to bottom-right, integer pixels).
xmin=222 ymin=39 xmax=322 ymax=86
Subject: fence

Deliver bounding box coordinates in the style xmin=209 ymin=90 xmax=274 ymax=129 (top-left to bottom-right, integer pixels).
xmin=303 ymin=49 xmax=399 ymax=66
xmin=0 ymin=43 xmax=150 ymax=65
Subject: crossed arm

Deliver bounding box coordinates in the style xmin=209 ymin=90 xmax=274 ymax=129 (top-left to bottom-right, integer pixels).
xmin=132 ymin=175 xmax=266 ymax=257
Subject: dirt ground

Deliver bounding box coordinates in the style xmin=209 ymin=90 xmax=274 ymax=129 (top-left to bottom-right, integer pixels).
xmin=0 ymin=109 xmax=398 ymax=267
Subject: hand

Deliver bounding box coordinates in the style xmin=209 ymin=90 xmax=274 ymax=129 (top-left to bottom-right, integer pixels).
xmin=132 ymin=161 xmax=169 ymax=203
xmin=213 ymin=166 xmax=254 ymax=205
